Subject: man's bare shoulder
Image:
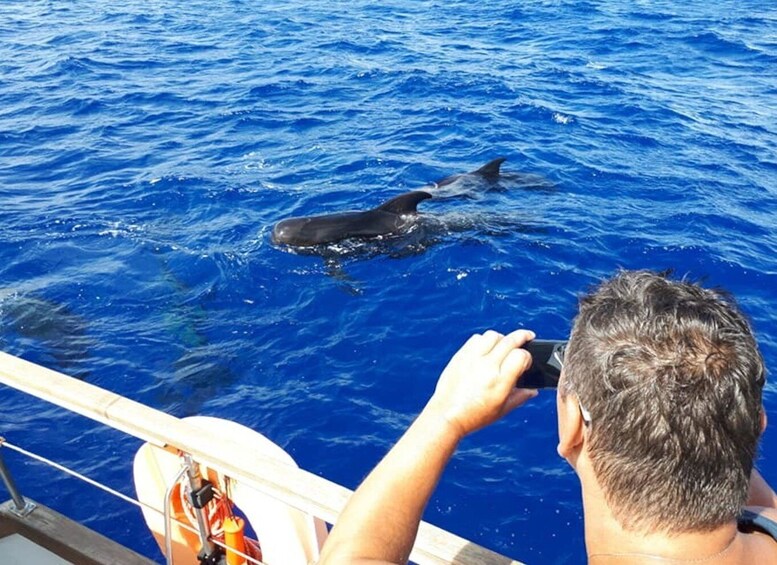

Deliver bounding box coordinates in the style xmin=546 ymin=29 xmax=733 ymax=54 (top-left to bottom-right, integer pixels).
xmin=740 ymin=506 xmax=777 ymax=564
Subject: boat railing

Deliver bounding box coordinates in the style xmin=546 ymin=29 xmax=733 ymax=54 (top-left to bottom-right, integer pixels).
xmin=0 ymin=351 xmax=522 ymax=564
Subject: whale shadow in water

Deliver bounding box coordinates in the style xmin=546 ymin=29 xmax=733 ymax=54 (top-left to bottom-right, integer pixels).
xmin=158 ymin=342 xmax=238 ymax=417
xmin=315 ymin=213 xmax=550 ymax=295
xmin=150 ymin=259 xmax=239 ymax=416
xmin=0 ymin=291 xmax=93 ymax=378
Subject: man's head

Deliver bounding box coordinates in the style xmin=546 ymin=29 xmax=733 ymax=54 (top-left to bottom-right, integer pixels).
xmin=559 ymin=269 xmax=765 ymax=533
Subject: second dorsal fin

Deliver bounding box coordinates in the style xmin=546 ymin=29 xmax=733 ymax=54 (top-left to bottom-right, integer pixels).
xmin=473 ymin=157 xmax=506 ymax=180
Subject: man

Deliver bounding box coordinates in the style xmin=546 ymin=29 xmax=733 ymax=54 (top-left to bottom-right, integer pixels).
xmin=318 ymin=270 xmax=777 ymax=563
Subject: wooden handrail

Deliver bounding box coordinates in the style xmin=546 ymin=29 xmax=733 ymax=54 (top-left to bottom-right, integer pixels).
xmin=0 ymin=351 xmax=522 ymax=564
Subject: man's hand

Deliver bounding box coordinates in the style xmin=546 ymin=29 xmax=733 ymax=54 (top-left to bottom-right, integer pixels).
xmin=424 ymin=329 xmax=538 ymax=439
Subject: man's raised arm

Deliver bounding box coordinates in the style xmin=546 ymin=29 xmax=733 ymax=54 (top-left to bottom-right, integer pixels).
xmin=318 ymin=329 xmax=538 ymax=565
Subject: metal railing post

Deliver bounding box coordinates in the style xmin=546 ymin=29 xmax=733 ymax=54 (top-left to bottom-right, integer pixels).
xmin=182 ymin=453 xmax=221 ymax=563
xmin=0 ymin=437 xmax=36 ymax=517
xmin=164 ymin=464 xmax=190 ymax=565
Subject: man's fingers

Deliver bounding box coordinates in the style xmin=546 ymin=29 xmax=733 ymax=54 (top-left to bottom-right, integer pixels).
xmin=501 ymin=346 xmax=533 ymax=383
xmin=467 ymin=329 xmax=533 ymax=360
xmin=503 ymin=388 xmax=539 ymax=414
xmin=459 ymin=333 xmax=484 ymax=352
xmin=490 ymin=329 xmax=536 ymax=362
xmin=465 ymin=330 xmax=503 ymax=356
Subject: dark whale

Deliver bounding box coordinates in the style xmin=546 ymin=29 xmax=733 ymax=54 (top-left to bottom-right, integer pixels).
xmin=272 ymin=190 xmax=432 ymax=247
xmin=272 ymin=157 xmax=507 ymax=247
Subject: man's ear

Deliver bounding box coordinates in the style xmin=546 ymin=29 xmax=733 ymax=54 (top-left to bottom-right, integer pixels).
xmin=761 ymin=405 xmax=768 ymax=434
xmin=557 ymin=391 xmax=586 ymax=463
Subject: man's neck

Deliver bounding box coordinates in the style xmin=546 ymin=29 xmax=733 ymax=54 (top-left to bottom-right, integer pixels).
xmin=579 ymin=462 xmax=740 ymax=563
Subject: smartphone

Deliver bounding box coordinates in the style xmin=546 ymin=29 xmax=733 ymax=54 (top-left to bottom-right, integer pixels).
xmin=518 ymin=340 xmax=567 ymax=389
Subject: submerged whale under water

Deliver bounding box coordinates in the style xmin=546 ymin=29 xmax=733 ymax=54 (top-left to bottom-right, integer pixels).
xmin=0 ymin=290 xmax=92 ymax=378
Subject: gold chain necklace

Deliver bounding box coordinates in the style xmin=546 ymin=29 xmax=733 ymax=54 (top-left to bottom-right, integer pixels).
xmin=588 ymin=533 xmax=737 ymax=563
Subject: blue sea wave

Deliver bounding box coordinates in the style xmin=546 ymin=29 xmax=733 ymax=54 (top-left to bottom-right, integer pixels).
xmin=1 ymin=1 xmax=776 ymax=563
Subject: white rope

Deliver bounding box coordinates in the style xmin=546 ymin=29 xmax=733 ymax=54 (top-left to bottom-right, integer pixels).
xmin=1 ymin=439 xmax=154 ymax=513
xmin=0 ymin=439 xmax=265 ymax=565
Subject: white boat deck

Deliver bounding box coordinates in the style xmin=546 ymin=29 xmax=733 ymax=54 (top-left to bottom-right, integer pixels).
xmin=0 ymin=533 xmax=71 ymax=565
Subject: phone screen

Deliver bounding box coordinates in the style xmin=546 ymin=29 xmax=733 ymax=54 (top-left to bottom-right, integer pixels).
xmin=519 ymin=340 xmax=566 ymax=389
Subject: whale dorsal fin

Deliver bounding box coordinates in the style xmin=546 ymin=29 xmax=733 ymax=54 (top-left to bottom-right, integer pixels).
xmin=377 ymin=190 xmax=433 ymax=214
xmin=474 ymin=157 xmax=507 ymax=180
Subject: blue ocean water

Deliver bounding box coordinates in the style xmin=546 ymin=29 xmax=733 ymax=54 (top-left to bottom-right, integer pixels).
xmin=1 ymin=1 xmax=776 ymax=562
